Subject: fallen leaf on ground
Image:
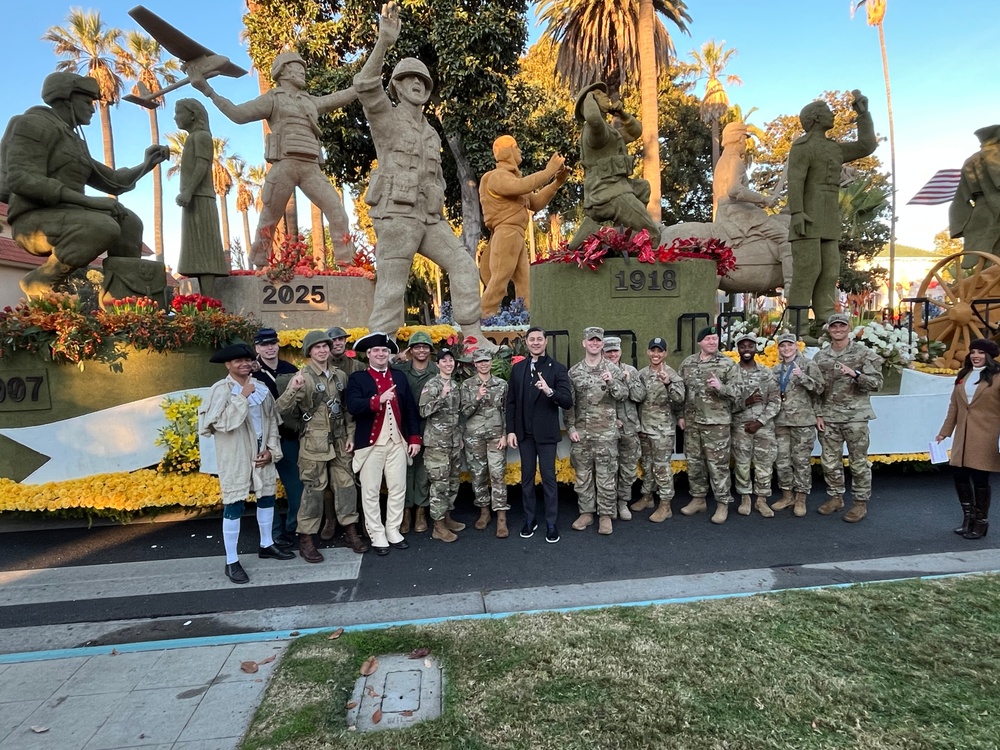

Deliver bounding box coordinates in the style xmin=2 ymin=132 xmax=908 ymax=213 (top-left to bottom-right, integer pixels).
xmin=258 ymin=655 xmax=276 ymax=665
xmin=408 ymin=647 xmax=430 ymax=659
xmin=327 ymin=628 xmax=345 ymax=640
xmin=30 ymin=726 xmax=49 ymax=734
xmin=240 ymin=661 xmax=259 ymax=674
xmin=346 ymin=701 xmax=358 ymax=709
xmin=360 ymin=656 xmax=379 ymax=676
xmin=372 ymin=709 xmax=382 ymax=724
xmin=366 ymin=686 xmax=382 ymax=698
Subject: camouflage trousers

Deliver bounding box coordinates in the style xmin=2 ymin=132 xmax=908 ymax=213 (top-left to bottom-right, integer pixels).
xmin=571 ymin=435 xmax=618 ymax=516
xmin=425 ymin=445 xmax=462 ymax=521
xmin=405 ymin=449 xmax=430 ymax=509
xmin=818 ymin=421 xmax=871 ymax=501
xmin=684 ymin=423 xmax=732 ymax=501
xmin=616 ymin=431 xmax=642 ymax=501
xmin=464 ymin=431 xmax=509 ymax=511
xmin=297 ymin=451 xmax=357 ymax=534
xmin=731 ymin=422 xmax=777 ymax=497
xmin=775 ymin=425 xmax=817 ymax=493
xmin=640 ymin=434 xmax=676 ymax=500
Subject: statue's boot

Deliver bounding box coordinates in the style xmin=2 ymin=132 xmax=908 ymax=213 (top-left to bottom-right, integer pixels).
xmin=567 ymin=216 xmax=604 ymax=250
xmin=19 ymin=256 xmax=74 ymax=299
xmin=460 ymin=321 xmax=498 ymax=352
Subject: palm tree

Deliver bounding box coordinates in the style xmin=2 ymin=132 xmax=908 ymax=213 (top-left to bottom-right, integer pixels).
xmin=232 ymin=160 xmax=256 ymax=258
xmin=117 ymin=31 xmax=180 ymax=263
xmin=44 ymin=9 xmax=125 ymax=170
xmin=538 ymin=0 xmax=690 ymax=223
xmin=689 ymin=40 xmax=741 ymax=168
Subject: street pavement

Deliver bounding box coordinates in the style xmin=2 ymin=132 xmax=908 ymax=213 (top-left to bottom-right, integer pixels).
xmin=1 ymin=466 xmax=999 ymax=748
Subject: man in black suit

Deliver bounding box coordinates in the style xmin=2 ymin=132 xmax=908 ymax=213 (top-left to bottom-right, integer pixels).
xmin=506 ymin=326 xmax=573 ymax=542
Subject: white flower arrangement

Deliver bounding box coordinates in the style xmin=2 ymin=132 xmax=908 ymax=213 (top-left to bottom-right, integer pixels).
xmin=844 ymin=320 xmax=919 ymax=371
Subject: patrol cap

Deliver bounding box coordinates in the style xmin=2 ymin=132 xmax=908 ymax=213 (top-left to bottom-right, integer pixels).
xmin=696 ymin=325 xmax=718 ymax=342
xmin=776 ymin=332 xmax=798 ymax=345
xmin=254 ymin=327 xmax=279 ymax=345
xmin=326 ymin=326 xmax=348 ymax=340
xmin=353 ymin=331 xmax=399 ymax=354
xmin=583 ymin=326 xmax=604 ymax=341
xmin=472 ymin=348 xmax=492 ymax=363
xmin=734 ymin=332 xmax=759 ymax=346
xmin=648 ymin=337 xmax=668 ymax=351
xmin=827 ymin=312 xmax=851 ymax=327
xmin=408 ymin=330 xmax=433 ymax=347
xmin=436 ymin=347 xmax=456 ymax=362
xmin=210 ymin=342 xmax=255 ymax=363
xmin=603 ymin=336 xmax=622 ymax=352
xmin=302 ymin=330 xmax=333 ymax=356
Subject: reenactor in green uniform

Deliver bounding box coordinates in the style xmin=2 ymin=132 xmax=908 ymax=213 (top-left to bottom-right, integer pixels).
xmin=633 ymin=337 xmax=685 ymax=522
xmin=602 ymin=336 xmax=646 ymax=520
xmin=678 ymin=326 xmax=741 ymax=524
xmin=567 ymin=327 xmax=629 ymax=535
xmin=730 ymin=333 xmax=780 ymax=517
xmin=460 ymin=349 xmax=510 ymax=537
xmin=770 ymin=332 xmax=824 ymax=516
xmin=419 ymin=348 xmax=465 ymax=542
xmin=812 ymin=313 xmax=883 ymax=522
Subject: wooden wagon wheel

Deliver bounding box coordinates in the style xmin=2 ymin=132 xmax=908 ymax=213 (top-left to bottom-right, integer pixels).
xmin=916 ymin=251 xmax=1000 ymax=369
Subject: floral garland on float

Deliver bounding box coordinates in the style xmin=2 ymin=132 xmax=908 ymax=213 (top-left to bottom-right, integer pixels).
xmin=228 ymin=233 xmax=376 ymax=282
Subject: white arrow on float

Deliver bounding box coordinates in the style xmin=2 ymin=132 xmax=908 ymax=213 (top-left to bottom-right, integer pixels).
xmin=0 ymin=388 xmax=210 ymax=484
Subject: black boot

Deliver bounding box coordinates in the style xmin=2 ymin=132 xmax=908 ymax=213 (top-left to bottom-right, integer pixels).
xmin=964 ymin=486 xmax=991 ymax=540
xmin=954 ymin=479 xmax=975 ymax=535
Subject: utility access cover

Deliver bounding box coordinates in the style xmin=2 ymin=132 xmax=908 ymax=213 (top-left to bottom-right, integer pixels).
xmin=347 ymin=653 xmax=443 ymax=732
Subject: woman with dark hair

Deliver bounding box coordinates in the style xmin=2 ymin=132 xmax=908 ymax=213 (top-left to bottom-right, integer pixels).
xmin=936 ymin=338 xmax=1000 ymax=539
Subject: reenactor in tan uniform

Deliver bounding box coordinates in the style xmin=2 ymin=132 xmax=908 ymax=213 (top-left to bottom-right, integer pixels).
xmin=769 ymin=332 xmax=824 ymax=516
xmin=678 ymin=326 xmax=741 ymax=524
xmin=567 ymin=327 xmax=629 ymax=535
xmin=393 ymin=330 xmax=438 ymax=533
xmin=419 ymin=348 xmax=466 ymax=542
xmin=730 ymin=333 xmax=781 ymax=517
xmin=276 ymin=331 xmax=367 ymax=562
xmin=812 ymin=312 xmax=883 ymax=522
xmin=602 ymin=337 xmax=646 ymax=520
xmin=460 ymin=349 xmax=510 ymax=537
xmin=633 ymin=337 xmax=685 ymax=522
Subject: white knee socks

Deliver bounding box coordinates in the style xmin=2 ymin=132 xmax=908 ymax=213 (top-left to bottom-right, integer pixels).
xmin=257 ymin=506 xmax=275 ymax=548
xmin=222 ymin=518 xmax=241 ymax=564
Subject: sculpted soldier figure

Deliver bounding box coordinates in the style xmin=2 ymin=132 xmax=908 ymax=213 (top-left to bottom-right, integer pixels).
xmin=678 ymin=326 xmax=741 ymax=524
xmin=602 ymin=336 xmax=646 ymax=520
xmin=949 ymin=124 xmax=1000 ymax=253
xmin=812 ymin=313 xmax=883 ymax=522
xmin=460 ymin=349 xmax=510 ymax=537
xmin=0 ymin=72 xmax=169 ymax=298
xmin=189 ymin=51 xmax=357 ymax=268
xmin=566 ymin=326 xmax=629 ymax=535
xmin=419 ymin=348 xmax=466 ymax=542
xmin=786 ymin=91 xmax=876 ymax=334
xmin=730 ymin=333 xmax=781 ymax=518
xmin=769 ymin=331 xmax=824 ymax=517
xmin=354 ymin=2 xmax=492 ymax=347
xmin=478 ymin=135 xmax=568 ymax=317
xmin=567 ymin=82 xmax=661 ymax=250
xmin=632 ymin=337 xmax=685 ymax=522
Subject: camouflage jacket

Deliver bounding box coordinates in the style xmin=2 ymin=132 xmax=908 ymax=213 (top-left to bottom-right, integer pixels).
xmin=679 ymin=352 xmax=740 ymax=425
xmin=637 ymin=365 xmax=685 ymax=437
xmin=812 ymin=342 xmax=883 ymax=422
xmin=275 ymin=363 xmax=352 ymax=461
xmin=613 ymin=363 xmax=646 ymax=436
xmin=770 ymin=355 xmax=824 ymax=427
xmin=460 ymin=375 xmax=508 ymax=438
xmin=565 ymin=359 xmax=628 ymax=440
xmin=419 ymin=375 xmax=462 ymax=449
xmin=732 ymin=363 xmax=781 ymax=426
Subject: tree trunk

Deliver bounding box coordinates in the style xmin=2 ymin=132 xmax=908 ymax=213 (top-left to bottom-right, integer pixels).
xmin=148 ymin=108 xmax=163 ymax=263
xmin=219 ymin=194 xmax=232 ymax=266
xmin=711 ymin=118 xmax=720 ymax=168
xmin=311 ymin=201 xmax=325 ymax=269
xmin=637 ymin=0 xmax=661 ymax=223
xmin=98 ymin=101 xmax=116 ymax=199
xmin=284 ymin=191 xmax=299 ymax=242
xmin=440 ymin=125 xmax=482 ymax=257
xmin=241 ymin=210 xmax=252 ymax=262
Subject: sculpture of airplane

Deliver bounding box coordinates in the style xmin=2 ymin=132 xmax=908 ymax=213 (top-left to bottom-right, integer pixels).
xmin=123 ymin=5 xmax=248 ymax=109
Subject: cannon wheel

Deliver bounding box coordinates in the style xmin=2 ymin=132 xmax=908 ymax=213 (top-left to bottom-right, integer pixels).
xmin=916 ymin=251 xmax=1000 ymax=369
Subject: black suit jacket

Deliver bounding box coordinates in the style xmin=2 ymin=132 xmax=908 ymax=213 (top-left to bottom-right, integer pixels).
xmin=345 ymin=369 xmax=421 ymax=450
xmin=505 ymin=355 xmax=572 ymax=444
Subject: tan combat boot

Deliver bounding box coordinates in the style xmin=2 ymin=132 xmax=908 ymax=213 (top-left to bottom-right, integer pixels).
xmin=598 ymin=515 xmax=613 ymax=535
xmin=843 ymin=500 xmax=868 ymax=523
xmin=630 ymin=494 xmax=654 ymax=512
xmin=649 ymin=499 xmax=673 ymax=523
xmin=771 ymin=489 xmax=795 ymax=511
xmin=792 ymin=492 xmax=808 ymax=517
xmin=617 ymin=501 xmax=632 ymax=521
xmin=738 ymin=495 xmax=752 ymax=516
xmin=399 ymin=508 xmax=412 ymax=534
xmin=680 ymin=497 xmax=707 ymax=515
xmin=711 ymin=501 xmax=730 ymax=525
xmin=475 ymin=506 xmax=492 ymax=530
xmin=444 ymin=511 xmax=466 ymax=532
xmin=572 ymin=512 xmax=595 ymax=530
xmin=414 ymin=507 xmax=429 ymax=533
xmin=432 ymin=519 xmax=458 ymax=542
xmin=496 ymin=510 xmax=509 ymax=538
xmin=755 ymin=496 xmax=774 ymax=518
xmin=817 ymin=495 xmax=845 ymax=515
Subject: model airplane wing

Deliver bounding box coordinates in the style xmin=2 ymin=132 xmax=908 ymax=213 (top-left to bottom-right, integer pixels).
xmin=128 ymin=5 xmax=247 ymax=79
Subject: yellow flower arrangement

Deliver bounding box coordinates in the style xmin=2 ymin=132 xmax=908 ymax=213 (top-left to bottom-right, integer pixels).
xmin=156 ymin=394 xmax=203 ymax=474
xmin=722 ymin=340 xmax=805 ymax=368
xmin=912 ymin=362 xmax=957 ymax=376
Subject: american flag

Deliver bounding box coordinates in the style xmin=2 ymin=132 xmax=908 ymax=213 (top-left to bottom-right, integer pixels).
xmin=907 ymin=169 xmax=962 ymax=205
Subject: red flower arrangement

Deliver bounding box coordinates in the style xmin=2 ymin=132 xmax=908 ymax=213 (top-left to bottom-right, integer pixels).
xmin=639 ymin=237 xmax=737 ymax=277
xmin=170 ymin=294 xmax=223 ymax=315
xmin=229 ymin=233 xmax=376 ymax=282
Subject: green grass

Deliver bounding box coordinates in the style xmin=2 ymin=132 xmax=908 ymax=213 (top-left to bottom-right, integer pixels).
xmin=241 ymin=575 xmax=1000 ymax=749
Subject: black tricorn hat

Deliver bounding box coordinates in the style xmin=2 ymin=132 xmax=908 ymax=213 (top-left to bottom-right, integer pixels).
xmin=210 ymin=342 xmax=255 ymax=363
xmin=353 ymin=331 xmax=400 ymax=354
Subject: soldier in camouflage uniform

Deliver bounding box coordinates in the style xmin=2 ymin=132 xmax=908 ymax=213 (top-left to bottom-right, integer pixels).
xmin=812 ymin=312 xmax=883 ymax=522
xmin=634 ymin=336 xmax=686 ymax=522
xmin=678 ymin=326 xmax=741 ymax=524
xmin=276 ymin=330 xmax=368 ymax=562
xmin=602 ymin=336 xmax=646 ymax=520
xmin=567 ymin=326 xmax=629 ymax=535
xmin=460 ymin=349 xmax=510 ymax=537
xmin=770 ymin=331 xmax=824 ymax=517
xmin=731 ymin=332 xmax=781 ymax=518
xmin=419 ymin=348 xmax=466 ymax=542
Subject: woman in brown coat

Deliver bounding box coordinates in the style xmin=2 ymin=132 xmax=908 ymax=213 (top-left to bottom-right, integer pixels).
xmin=936 ymin=338 xmax=1000 ymax=539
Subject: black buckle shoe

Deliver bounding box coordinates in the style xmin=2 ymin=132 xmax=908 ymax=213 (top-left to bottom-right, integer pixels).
xmin=373 ymin=546 xmax=390 ymax=556
xmin=389 ymin=540 xmax=409 ymax=549
xmin=225 ymin=562 xmax=249 ymax=584
xmin=519 ymin=520 xmax=538 ymax=539
xmin=259 ymin=545 xmax=295 ymax=560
